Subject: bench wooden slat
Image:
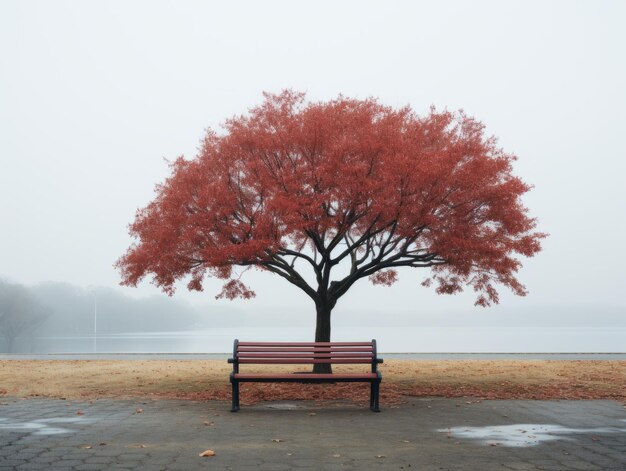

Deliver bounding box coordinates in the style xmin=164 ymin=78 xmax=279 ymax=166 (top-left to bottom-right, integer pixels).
xmin=238 ymin=358 xmax=373 ymax=364
xmin=237 ymin=342 xmax=373 ymax=347
xmin=234 ymin=373 xmax=378 ymax=380
xmin=237 ymin=353 xmax=373 ymax=358
xmin=237 ymin=347 xmax=374 ymax=352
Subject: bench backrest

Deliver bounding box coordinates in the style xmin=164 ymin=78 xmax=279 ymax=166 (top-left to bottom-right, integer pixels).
xmin=230 ymin=340 xmax=381 ymax=372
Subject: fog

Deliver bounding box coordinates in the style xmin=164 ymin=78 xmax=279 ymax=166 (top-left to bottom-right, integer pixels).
xmin=1 ymin=1 xmax=625 ymax=352
xmin=1 ymin=279 xmax=623 ymax=353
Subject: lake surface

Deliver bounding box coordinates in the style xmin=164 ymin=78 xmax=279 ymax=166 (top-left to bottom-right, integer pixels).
xmin=6 ymin=325 xmax=625 ymax=356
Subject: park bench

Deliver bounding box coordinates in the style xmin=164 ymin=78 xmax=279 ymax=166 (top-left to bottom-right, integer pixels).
xmin=228 ymin=340 xmax=383 ymax=412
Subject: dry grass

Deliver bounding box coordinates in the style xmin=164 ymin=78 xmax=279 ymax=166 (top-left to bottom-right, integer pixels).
xmin=1 ymin=360 xmax=624 ymax=406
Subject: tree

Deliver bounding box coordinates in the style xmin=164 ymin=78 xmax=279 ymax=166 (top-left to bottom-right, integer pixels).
xmin=116 ymin=91 xmax=545 ymax=372
xmin=0 ymin=281 xmax=50 ymax=353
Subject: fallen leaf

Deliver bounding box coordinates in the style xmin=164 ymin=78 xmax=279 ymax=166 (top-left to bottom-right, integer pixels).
xmin=135 ymin=408 xmax=143 ymax=414
xmin=76 ymin=410 xmax=84 ymax=415
xmin=375 ymin=455 xmax=386 ymax=458
xmin=272 ymin=439 xmax=284 ymax=443
xmin=332 ymin=454 xmax=341 ymax=458
xmin=199 ymin=449 xmax=216 ymax=457
xmin=401 ymin=440 xmax=410 ymax=443
xmin=99 ymin=442 xmax=107 ymax=446
xmin=308 ymin=412 xmax=316 ymax=416
xmin=80 ymin=445 xmax=92 ymax=449
xmin=204 ymin=421 xmax=214 ymax=426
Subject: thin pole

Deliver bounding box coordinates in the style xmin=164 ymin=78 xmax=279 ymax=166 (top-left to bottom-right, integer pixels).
xmin=93 ymin=296 xmax=97 ymax=353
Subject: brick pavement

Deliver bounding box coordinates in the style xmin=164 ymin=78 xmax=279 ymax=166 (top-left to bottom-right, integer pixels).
xmin=0 ymin=397 xmax=625 ymax=470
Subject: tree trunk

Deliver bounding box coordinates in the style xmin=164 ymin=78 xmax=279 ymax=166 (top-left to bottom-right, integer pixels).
xmin=313 ymin=302 xmax=333 ymax=373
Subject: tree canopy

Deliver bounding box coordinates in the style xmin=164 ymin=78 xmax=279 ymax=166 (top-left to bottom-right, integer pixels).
xmin=117 ymin=91 xmax=545 ymax=316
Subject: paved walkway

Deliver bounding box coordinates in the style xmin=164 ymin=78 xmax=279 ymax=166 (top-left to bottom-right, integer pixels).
xmin=0 ymin=397 xmax=624 ymax=470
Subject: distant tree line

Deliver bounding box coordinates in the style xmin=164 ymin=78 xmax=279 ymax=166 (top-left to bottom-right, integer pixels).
xmin=0 ymin=280 xmax=50 ymax=353
xmin=0 ymin=279 xmax=245 ymax=353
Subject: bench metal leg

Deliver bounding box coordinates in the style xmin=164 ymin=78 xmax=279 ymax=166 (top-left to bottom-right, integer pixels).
xmin=370 ymin=381 xmax=381 ymax=412
xmin=231 ymin=380 xmax=240 ymax=412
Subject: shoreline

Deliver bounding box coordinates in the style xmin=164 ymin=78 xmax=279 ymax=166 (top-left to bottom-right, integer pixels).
xmin=2 ymin=352 xmax=626 ymax=360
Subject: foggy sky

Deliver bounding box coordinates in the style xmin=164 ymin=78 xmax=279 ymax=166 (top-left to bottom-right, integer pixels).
xmin=1 ymin=1 xmax=625 ymax=338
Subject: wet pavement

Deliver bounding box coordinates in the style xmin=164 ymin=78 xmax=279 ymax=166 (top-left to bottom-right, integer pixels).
xmin=0 ymin=397 xmax=625 ymax=470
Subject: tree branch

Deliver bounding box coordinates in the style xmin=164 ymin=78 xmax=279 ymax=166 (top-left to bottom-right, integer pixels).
xmin=330 ymin=215 xmax=387 ymax=264
xmin=276 ymin=248 xmax=319 ymax=271
xmin=259 ymin=258 xmax=318 ymax=300
xmin=330 ymin=254 xmax=446 ymax=300
xmin=328 ymin=226 xmax=443 ymax=300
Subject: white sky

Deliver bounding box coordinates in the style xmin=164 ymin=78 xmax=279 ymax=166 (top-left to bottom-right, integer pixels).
xmin=1 ymin=1 xmax=625 ymax=335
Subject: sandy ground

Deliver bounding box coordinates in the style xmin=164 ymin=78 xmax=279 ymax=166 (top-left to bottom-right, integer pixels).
xmin=1 ymin=360 xmax=624 ymax=405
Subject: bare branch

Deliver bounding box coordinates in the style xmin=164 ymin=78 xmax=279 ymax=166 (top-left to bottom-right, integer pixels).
xmin=276 ymin=248 xmax=318 ymax=270
xmin=330 ymin=215 xmax=387 ymax=264
xmin=330 ymin=253 xmax=446 ymax=300
xmin=260 ymin=258 xmax=317 ymax=300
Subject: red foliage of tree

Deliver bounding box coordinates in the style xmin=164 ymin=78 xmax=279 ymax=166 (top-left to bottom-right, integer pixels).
xmin=116 ymin=91 xmax=545 ymax=371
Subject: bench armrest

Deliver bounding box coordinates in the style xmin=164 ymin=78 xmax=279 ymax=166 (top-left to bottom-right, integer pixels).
xmin=228 ymin=358 xmax=236 ymax=364
xmin=377 ymin=358 xmax=384 ymax=364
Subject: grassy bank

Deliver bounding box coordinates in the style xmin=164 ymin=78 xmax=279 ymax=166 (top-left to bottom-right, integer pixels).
xmin=1 ymin=360 xmax=624 ymax=405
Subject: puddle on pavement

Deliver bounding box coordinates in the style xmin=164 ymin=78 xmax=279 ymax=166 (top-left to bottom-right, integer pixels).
xmin=265 ymin=403 xmax=304 ymax=410
xmin=0 ymin=417 xmax=94 ymax=435
xmin=439 ymin=423 xmax=626 ymax=447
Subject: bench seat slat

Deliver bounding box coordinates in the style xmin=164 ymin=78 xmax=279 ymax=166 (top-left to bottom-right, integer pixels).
xmin=234 ymin=373 xmax=378 ymax=380
xmin=238 ymin=347 xmax=373 ymax=352
xmin=238 ymin=359 xmax=372 ymax=364
xmin=237 ymin=342 xmax=373 ymax=347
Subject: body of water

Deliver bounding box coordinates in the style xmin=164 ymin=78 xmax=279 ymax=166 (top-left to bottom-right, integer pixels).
xmin=5 ymin=325 xmax=625 ymax=355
